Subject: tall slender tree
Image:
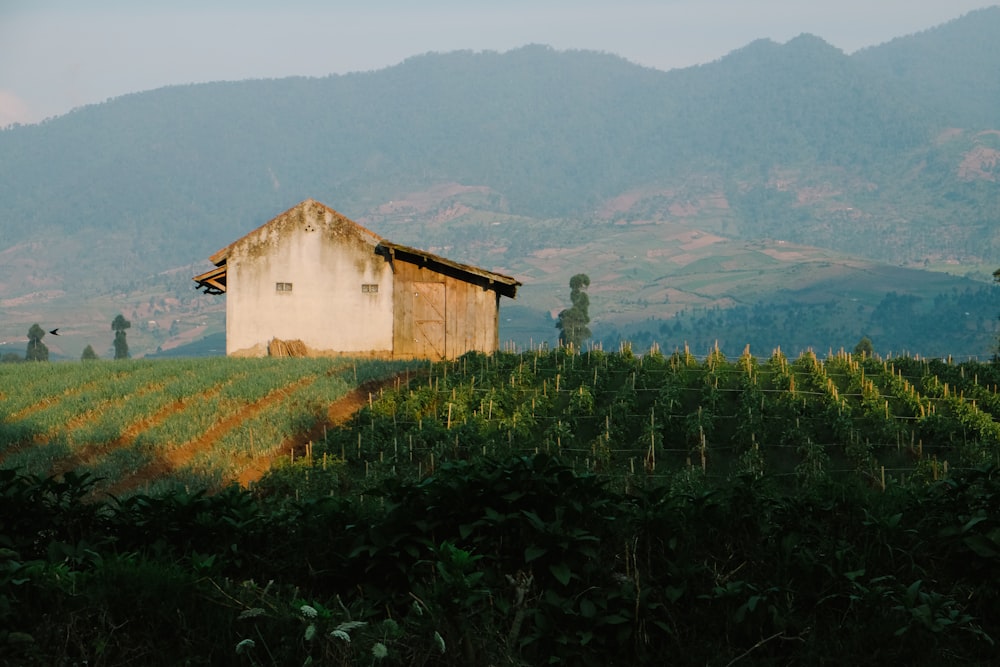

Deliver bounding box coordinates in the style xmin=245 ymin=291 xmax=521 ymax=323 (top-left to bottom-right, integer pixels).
xmin=112 ymin=314 xmax=131 ymax=360
xmin=556 ymin=274 xmax=592 ymax=349
xmin=26 ymin=323 xmax=49 ymax=361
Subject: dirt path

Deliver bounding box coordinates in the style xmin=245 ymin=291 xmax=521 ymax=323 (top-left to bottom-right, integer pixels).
xmin=234 ymin=375 xmax=403 ymax=488
xmin=5 ymin=379 xmax=104 ymax=423
xmin=101 ymin=376 xmax=318 ymax=498
xmin=10 ymin=367 xmax=413 ymax=499
xmin=0 ymin=379 xmax=107 ymax=467
xmin=47 ymin=383 xmax=226 ymax=478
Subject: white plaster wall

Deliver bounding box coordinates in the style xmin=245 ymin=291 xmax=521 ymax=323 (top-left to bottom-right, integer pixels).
xmin=225 ymin=207 xmax=395 ymax=356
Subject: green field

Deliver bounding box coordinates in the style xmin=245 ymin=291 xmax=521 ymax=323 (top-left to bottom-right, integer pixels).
xmin=5 ymin=349 xmax=1000 ymax=495
xmin=0 ymin=357 xmax=420 ymax=497
xmin=2 ymin=350 xmax=1000 ymax=665
xmin=274 ymin=346 xmax=1000 ymax=493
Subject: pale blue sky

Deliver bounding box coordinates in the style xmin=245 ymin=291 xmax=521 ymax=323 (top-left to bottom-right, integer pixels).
xmin=1 ymin=1 xmax=996 ymax=126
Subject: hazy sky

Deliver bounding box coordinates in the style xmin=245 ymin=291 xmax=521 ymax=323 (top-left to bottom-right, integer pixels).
xmin=1 ymin=1 xmax=997 ymax=126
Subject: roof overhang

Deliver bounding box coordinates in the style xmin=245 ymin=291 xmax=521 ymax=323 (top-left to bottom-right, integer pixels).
xmin=377 ymin=241 xmax=521 ymax=299
xmin=193 ymin=265 xmax=227 ymax=294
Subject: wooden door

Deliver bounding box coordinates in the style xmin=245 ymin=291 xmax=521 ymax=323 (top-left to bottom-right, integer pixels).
xmin=413 ymin=282 xmax=446 ymax=359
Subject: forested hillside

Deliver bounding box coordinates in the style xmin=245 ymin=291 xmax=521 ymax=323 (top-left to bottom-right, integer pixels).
xmin=1 ymin=8 xmax=998 ymax=358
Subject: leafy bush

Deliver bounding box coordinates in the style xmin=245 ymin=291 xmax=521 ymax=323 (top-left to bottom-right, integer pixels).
xmin=2 ymin=459 xmax=999 ymax=665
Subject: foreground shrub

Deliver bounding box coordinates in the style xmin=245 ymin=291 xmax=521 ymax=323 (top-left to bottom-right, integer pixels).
xmin=1 ymin=460 xmax=998 ymax=665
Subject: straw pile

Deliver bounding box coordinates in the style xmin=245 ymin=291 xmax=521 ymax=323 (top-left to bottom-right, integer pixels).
xmin=268 ymin=338 xmax=309 ymax=357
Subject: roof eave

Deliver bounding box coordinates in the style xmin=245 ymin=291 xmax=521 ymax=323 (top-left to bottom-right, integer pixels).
xmin=193 ymin=265 xmax=227 ymax=294
xmin=377 ymin=241 xmax=521 ymax=298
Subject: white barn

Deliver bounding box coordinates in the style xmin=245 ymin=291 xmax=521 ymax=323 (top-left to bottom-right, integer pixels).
xmin=194 ymin=199 xmax=520 ymax=359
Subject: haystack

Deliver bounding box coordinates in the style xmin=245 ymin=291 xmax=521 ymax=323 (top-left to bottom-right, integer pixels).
xmin=268 ymin=338 xmax=309 ymax=357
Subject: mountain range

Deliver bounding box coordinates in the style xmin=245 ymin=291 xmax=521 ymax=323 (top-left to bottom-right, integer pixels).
xmin=1 ymin=7 xmax=998 ymax=359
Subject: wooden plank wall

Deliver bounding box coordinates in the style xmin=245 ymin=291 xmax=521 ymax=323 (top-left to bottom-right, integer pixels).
xmin=392 ymin=261 xmax=501 ymax=360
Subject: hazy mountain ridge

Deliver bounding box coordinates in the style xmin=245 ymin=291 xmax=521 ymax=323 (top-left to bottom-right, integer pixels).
xmin=855 ymin=7 xmax=1000 ymax=130
xmin=1 ymin=8 xmax=998 ymax=358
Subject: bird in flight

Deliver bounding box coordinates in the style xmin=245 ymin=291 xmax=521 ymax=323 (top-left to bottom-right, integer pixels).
xmin=49 ymin=328 xmax=59 ymax=336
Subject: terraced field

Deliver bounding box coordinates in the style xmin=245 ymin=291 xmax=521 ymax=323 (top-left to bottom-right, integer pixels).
xmin=0 ymin=357 xmax=419 ymax=496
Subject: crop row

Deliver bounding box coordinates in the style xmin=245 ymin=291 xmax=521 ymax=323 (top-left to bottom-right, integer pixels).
xmin=0 ymin=357 xmax=419 ymax=494
xmin=259 ymin=347 xmax=1000 ymax=497
xmin=4 ymin=349 xmax=999 ymax=496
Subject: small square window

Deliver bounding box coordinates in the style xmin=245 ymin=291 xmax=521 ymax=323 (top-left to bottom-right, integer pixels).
xmin=362 ymin=283 xmax=379 ymax=293
xmin=276 ymin=282 xmax=293 ymax=292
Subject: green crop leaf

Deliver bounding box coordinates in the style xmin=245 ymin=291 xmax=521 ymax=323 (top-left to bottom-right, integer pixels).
xmin=665 ymin=585 xmax=685 ymax=602
xmin=483 ymin=507 xmax=506 ymax=522
xmin=963 ymin=515 xmax=989 ymax=532
xmin=905 ymin=580 xmax=923 ymax=606
xmin=963 ymin=534 xmax=999 ymax=558
xmin=602 ymin=614 xmax=630 ymax=625
xmin=524 ymin=545 xmax=548 ymax=562
xmin=549 ymin=562 xmax=572 ymax=586
xmin=521 ymin=510 xmax=546 ymax=530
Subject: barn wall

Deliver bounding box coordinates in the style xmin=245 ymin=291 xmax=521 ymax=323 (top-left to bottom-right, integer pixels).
xmin=391 ymin=261 xmax=501 ymax=360
xmin=226 ymin=204 xmax=394 ymax=356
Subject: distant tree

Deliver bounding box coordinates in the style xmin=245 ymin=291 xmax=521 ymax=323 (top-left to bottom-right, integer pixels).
xmin=26 ymin=323 xmax=49 ymax=361
xmin=1 ymin=352 xmax=23 ymax=363
xmin=853 ymin=336 xmax=874 ymax=358
xmin=112 ymin=314 xmax=131 ymax=360
xmin=556 ymin=274 xmax=592 ymax=350
xmin=81 ymin=344 xmax=99 ymax=361
xmin=995 ymin=269 xmax=1000 ymax=361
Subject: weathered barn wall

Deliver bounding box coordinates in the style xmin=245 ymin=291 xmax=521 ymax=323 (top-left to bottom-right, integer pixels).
xmin=391 ymin=261 xmax=501 ymax=359
xmin=196 ymin=199 xmax=520 ymax=360
xmin=225 ymin=203 xmax=394 ymax=357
